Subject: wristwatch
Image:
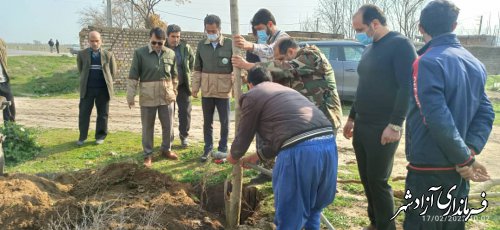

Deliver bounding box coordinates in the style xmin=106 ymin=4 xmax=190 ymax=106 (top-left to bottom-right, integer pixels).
xmin=388 ymin=124 xmax=402 ymax=132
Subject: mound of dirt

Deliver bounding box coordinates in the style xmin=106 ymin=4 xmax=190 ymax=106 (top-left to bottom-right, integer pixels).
xmin=0 ymin=162 xmax=224 ymax=230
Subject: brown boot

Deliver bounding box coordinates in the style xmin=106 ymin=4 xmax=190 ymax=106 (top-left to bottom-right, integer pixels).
xmin=143 ymin=156 xmax=153 ymax=168
xmin=163 ymin=151 xmax=178 ymax=160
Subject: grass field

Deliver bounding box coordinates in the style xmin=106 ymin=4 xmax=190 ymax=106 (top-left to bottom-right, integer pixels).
xmin=8 ymin=55 xmax=79 ymax=98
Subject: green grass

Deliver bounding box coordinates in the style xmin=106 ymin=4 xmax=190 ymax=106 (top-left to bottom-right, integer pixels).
xmin=486 ymin=75 xmax=500 ymax=91
xmin=8 ymin=55 xmax=79 ymax=98
xmin=492 ymin=100 xmax=500 ymax=126
xmin=5 ymin=128 xmax=233 ymax=184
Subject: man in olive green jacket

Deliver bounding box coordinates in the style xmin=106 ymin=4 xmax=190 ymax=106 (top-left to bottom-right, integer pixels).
xmin=166 ymin=24 xmax=195 ymax=148
xmin=77 ymin=31 xmax=116 ymax=146
xmin=191 ymin=15 xmax=234 ymax=162
xmin=0 ymin=38 xmax=15 ymax=122
xmin=128 ymin=27 xmax=179 ymax=167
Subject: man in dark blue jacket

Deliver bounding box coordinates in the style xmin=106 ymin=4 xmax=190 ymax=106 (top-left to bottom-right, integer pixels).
xmin=404 ymin=1 xmax=494 ymax=229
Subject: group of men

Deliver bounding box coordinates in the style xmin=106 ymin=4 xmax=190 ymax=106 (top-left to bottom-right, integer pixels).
xmin=74 ymin=0 xmax=494 ymax=229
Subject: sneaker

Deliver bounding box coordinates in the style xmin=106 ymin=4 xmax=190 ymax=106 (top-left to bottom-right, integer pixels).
xmin=181 ymin=138 xmax=189 ymax=148
xmin=76 ymin=140 xmax=85 ymax=146
xmin=249 ymin=173 xmax=272 ymax=185
xmin=211 ymin=151 xmax=227 ymax=160
xmin=95 ymin=139 xmax=104 ymax=145
xmin=200 ymin=151 xmax=211 ymax=163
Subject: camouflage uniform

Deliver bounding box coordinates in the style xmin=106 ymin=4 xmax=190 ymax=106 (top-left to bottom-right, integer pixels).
xmin=256 ymin=45 xmax=343 ymax=130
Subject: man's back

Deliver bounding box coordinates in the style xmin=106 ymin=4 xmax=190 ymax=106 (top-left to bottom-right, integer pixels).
xmin=406 ymin=33 xmax=495 ymax=166
xmin=231 ymin=82 xmax=332 ymax=160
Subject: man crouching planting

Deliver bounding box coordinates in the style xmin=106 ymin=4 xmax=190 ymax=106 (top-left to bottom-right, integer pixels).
xmin=227 ymin=67 xmax=338 ymax=230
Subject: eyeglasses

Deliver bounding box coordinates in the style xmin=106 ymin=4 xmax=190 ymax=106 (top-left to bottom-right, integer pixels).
xmin=151 ymin=41 xmax=163 ymax=46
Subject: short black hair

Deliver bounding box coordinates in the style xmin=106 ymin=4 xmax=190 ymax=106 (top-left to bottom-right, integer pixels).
xmin=204 ymin=14 xmax=221 ymax=28
xmin=357 ymin=4 xmax=387 ymax=26
xmin=247 ymin=67 xmax=270 ymax=86
xmin=149 ymin=27 xmax=166 ymax=40
xmin=277 ymin=38 xmax=298 ymax=55
xmin=167 ymin=24 xmax=181 ymax=36
xmin=420 ymin=0 xmax=460 ymax=37
xmin=251 ymin=9 xmax=276 ymax=26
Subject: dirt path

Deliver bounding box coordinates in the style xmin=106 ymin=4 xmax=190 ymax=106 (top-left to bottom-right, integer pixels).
xmin=15 ymin=96 xmax=500 ymax=182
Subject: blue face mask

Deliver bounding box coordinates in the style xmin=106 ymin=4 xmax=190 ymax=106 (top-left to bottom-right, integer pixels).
xmin=206 ymin=33 xmax=219 ymax=42
xmin=355 ymin=32 xmax=373 ymax=45
xmin=256 ymin=30 xmax=269 ymax=44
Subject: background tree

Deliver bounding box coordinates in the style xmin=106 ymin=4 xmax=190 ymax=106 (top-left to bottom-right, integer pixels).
xmin=389 ymin=0 xmax=425 ymax=40
xmin=128 ymin=0 xmax=188 ymax=29
xmin=78 ymin=0 xmax=188 ymax=29
xmin=313 ymin=0 xmax=424 ymax=40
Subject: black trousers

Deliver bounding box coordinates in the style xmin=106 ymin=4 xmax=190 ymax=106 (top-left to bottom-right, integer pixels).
xmin=201 ymin=97 xmax=230 ymax=154
xmin=0 ymin=82 xmax=15 ymax=122
xmin=353 ymin=121 xmax=398 ymax=230
xmin=176 ymin=86 xmax=191 ymax=139
xmin=403 ymin=171 xmax=468 ymax=230
xmin=78 ymin=87 xmax=109 ymax=141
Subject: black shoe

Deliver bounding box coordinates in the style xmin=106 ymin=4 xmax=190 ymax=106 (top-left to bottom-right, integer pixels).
xmin=200 ymin=151 xmax=211 ymax=163
xmin=249 ymin=173 xmax=272 ymax=184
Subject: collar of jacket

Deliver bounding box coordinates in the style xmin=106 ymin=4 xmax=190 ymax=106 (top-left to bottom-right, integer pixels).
xmin=148 ymin=43 xmax=168 ymax=54
xmin=204 ymin=34 xmax=226 ymax=46
xmin=417 ymin=33 xmax=460 ymax=55
xmin=89 ymin=47 xmax=101 ymax=54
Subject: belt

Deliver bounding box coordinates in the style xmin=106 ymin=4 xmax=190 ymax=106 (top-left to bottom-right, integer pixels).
xmin=281 ymin=126 xmax=334 ymax=149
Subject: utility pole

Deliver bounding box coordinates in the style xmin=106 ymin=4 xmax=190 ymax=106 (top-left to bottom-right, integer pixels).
xmin=316 ymin=18 xmax=319 ymax=32
xmin=131 ymin=0 xmax=134 ymax=28
xmin=226 ymin=0 xmax=243 ymax=229
xmin=107 ymin=0 xmax=112 ymax=27
xmin=478 ymin=15 xmax=483 ymax=35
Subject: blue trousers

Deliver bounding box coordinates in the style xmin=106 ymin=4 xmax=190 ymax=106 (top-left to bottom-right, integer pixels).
xmin=272 ymin=134 xmax=338 ymax=230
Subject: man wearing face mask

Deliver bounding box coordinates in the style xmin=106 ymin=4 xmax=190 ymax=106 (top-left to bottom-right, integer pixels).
xmin=128 ymin=27 xmax=179 ymax=168
xmin=191 ymin=14 xmax=233 ymax=162
xmin=232 ymin=38 xmax=343 ymax=140
xmin=166 ymin=24 xmax=195 ymax=148
xmin=233 ymin=8 xmax=289 ymax=62
xmin=342 ymin=5 xmax=416 ymax=230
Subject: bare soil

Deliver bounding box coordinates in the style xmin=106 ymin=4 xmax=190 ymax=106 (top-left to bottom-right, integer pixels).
xmin=0 ymin=162 xmax=224 ymax=229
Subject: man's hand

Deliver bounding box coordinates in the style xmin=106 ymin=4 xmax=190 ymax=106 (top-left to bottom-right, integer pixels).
xmin=227 ymin=153 xmax=238 ymax=165
xmin=192 ymin=90 xmax=198 ymax=98
xmin=231 ymin=55 xmax=255 ymax=70
xmin=343 ymin=118 xmax=354 ymax=139
xmin=240 ymin=153 xmax=260 ymax=169
xmin=128 ymin=101 xmax=135 ymax=109
xmin=456 ymin=161 xmax=490 ymax=182
xmin=381 ymin=125 xmax=401 ymax=145
xmin=233 ymin=35 xmax=254 ymax=51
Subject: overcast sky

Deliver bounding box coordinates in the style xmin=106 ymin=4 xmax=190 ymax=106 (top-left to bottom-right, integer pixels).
xmin=0 ymin=0 xmax=499 ymax=44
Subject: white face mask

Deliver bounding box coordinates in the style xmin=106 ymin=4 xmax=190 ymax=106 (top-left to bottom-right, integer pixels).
xmin=206 ymin=33 xmax=219 ymax=42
